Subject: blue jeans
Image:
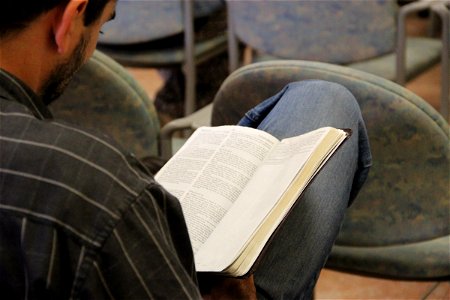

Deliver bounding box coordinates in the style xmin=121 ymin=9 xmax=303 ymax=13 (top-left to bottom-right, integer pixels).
xmin=238 ymin=80 xmax=372 ymax=299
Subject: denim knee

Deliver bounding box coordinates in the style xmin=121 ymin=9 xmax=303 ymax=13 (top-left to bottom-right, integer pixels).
xmin=285 ymin=80 xmax=361 ymax=117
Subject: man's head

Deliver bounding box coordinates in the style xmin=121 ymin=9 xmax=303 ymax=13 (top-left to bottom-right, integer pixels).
xmin=1 ymin=0 xmax=111 ymax=39
xmin=39 ymin=27 xmax=90 ymax=102
xmin=0 ymin=0 xmax=116 ymax=102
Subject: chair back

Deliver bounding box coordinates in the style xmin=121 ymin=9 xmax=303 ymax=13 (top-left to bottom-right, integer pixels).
xmin=50 ymin=51 xmax=160 ymax=158
xmin=227 ymin=0 xmax=397 ymax=64
xmin=99 ymin=0 xmax=224 ymax=45
xmin=211 ymin=60 xmax=450 ymax=278
xmin=99 ymin=0 xmax=184 ymax=45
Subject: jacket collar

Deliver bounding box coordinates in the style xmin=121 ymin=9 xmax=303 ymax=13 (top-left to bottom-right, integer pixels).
xmin=0 ymin=68 xmax=52 ymax=120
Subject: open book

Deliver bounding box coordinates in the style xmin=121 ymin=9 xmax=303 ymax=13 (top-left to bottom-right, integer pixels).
xmin=155 ymin=126 xmax=350 ymax=277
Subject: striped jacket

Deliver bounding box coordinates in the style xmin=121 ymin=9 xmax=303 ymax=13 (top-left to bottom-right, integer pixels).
xmin=0 ymin=69 xmax=201 ymax=299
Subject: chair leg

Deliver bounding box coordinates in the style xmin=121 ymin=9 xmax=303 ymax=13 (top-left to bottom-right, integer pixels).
xmin=441 ymin=27 xmax=449 ymax=121
xmin=227 ymin=1 xmax=240 ymax=73
xmin=184 ymin=64 xmax=196 ymax=116
xmin=439 ymin=6 xmax=449 ymax=120
xmin=243 ymin=46 xmax=254 ymax=66
xmin=183 ymin=0 xmax=196 ymax=116
xmin=396 ymin=0 xmax=438 ymax=85
xmin=432 ymin=3 xmax=449 ymax=120
xmin=429 ymin=9 xmax=441 ymax=37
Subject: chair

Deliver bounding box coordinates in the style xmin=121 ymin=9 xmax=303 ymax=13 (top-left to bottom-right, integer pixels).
xmin=161 ymin=60 xmax=450 ymax=279
xmin=226 ymin=0 xmax=442 ymax=87
xmin=96 ymin=0 xmax=227 ymax=116
xmin=50 ymin=50 xmax=160 ymax=158
xmin=431 ymin=1 xmax=449 ymax=120
xmin=160 ymin=0 xmax=449 ymax=151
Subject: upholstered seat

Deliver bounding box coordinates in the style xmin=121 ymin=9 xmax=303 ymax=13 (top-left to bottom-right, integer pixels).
xmin=162 ymin=60 xmax=450 ymax=279
xmin=50 ymin=50 xmax=160 ymax=158
xmin=252 ymin=36 xmax=441 ymax=83
xmin=97 ymin=0 xmax=227 ymax=115
xmin=226 ymin=0 xmax=442 ymax=89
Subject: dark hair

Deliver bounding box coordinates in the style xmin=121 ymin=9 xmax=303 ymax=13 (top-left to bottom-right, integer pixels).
xmin=0 ymin=0 xmax=110 ymax=38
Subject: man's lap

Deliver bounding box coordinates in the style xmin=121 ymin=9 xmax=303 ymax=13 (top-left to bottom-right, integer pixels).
xmin=237 ymin=80 xmax=371 ymax=299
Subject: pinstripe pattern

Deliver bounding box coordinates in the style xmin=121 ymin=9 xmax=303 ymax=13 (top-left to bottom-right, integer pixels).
xmin=46 ymin=229 xmax=57 ymax=288
xmin=93 ymin=262 xmax=115 ymax=300
xmin=70 ymin=246 xmax=86 ymax=300
xmin=113 ymin=230 xmax=155 ymax=299
xmin=21 ymin=218 xmax=29 ymax=300
xmin=0 ymin=111 xmax=151 ymax=183
xmin=0 ymin=168 xmax=121 ymax=219
xmin=0 ymin=136 xmax=141 ymax=196
xmin=0 ymin=70 xmax=201 ymax=299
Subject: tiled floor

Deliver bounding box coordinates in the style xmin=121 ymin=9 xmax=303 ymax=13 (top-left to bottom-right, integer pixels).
xmin=315 ymin=270 xmax=449 ymax=299
xmin=123 ymin=13 xmax=448 ymax=300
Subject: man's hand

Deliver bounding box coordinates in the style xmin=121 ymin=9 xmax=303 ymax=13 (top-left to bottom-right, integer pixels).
xmin=200 ymin=275 xmax=257 ymax=300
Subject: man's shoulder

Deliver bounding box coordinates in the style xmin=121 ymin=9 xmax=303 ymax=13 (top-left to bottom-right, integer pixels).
xmin=0 ymin=99 xmax=160 ymax=247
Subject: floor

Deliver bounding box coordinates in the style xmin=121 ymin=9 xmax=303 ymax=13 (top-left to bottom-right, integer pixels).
xmin=123 ymin=13 xmax=449 ymax=300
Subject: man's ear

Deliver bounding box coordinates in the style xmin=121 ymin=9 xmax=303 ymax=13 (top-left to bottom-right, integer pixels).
xmin=54 ymin=0 xmax=88 ymax=54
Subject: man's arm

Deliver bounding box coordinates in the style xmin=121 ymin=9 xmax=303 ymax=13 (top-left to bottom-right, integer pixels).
xmin=82 ymin=184 xmax=202 ymax=299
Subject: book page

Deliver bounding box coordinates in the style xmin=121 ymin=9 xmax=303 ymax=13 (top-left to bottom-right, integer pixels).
xmin=195 ymin=127 xmax=343 ymax=273
xmin=226 ymin=129 xmax=347 ymax=276
xmin=155 ymin=126 xmax=279 ymax=253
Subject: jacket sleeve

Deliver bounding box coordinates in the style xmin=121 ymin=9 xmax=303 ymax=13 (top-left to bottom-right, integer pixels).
xmin=81 ymin=183 xmax=201 ymax=299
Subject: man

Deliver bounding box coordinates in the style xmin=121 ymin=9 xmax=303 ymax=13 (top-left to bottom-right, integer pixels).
xmin=0 ymin=0 xmax=371 ymax=299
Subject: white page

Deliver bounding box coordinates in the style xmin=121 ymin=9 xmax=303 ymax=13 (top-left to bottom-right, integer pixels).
xmin=195 ymin=127 xmax=333 ymax=272
xmin=156 ymin=126 xmax=278 ymax=252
